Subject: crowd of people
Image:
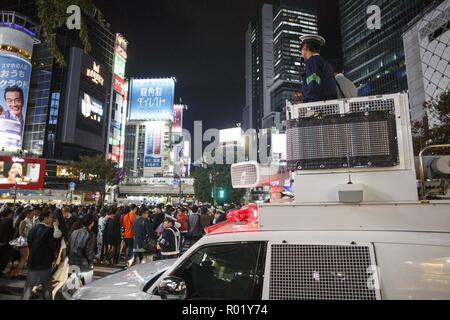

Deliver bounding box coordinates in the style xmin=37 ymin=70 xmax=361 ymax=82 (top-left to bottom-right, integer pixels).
xmin=0 ymin=201 xmax=232 ymax=300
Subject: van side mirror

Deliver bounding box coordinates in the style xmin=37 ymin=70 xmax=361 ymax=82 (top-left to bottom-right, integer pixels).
xmin=158 ymin=277 xmax=187 ymax=300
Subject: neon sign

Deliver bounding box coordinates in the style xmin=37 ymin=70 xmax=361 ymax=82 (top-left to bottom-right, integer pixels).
xmin=86 ymin=61 xmax=104 ymax=86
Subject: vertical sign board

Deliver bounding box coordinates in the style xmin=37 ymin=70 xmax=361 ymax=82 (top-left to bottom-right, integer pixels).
xmin=129 ymin=78 xmax=175 ymax=121
xmin=0 ymin=54 xmax=32 ymax=150
xmin=172 ymin=104 xmax=184 ymax=133
xmin=144 ymin=122 xmax=165 ymax=169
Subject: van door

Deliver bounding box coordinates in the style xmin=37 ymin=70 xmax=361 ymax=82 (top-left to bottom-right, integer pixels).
xmin=153 ymin=241 xmax=268 ymax=300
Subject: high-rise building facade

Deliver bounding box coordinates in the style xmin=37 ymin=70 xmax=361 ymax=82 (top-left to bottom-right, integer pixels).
xmin=244 ymin=4 xmax=274 ymax=131
xmin=107 ymin=34 xmax=129 ymax=167
xmin=340 ymin=0 xmax=437 ymax=96
xmin=404 ymin=0 xmax=450 ymax=125
xmin=269 ymin=3 xmax=318 ymax=125
xmin=3 ymin=0 xmax=122 ymax=198
xmin=124 ymin=78 xmax=177 ymax=179
xmin=3 ymin=0 xmax=116 ymax=161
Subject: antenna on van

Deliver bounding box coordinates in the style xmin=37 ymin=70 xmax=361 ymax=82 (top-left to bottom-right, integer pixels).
xmin=347 ymin=153 xmax=353 ymax=185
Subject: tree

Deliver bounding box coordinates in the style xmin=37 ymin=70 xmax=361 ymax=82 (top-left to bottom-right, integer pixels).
xmin=192 ymin=167 xmax=213 ymax=204
xmin=71 ymin=155 xmax=119 ymax=204
xmin=412 ymin=91 xmax=450 ymax=155
xmin=192 ymin=164 xmax=246 ymax=205
xmin=36 ymin=0 xmax=104 ymax=66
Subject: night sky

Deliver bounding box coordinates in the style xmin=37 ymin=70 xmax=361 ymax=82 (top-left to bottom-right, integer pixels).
xmin=93 ymin=0 xmax=341 ymax=133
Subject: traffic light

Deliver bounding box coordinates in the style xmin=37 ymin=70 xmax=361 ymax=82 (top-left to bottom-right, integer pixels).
xmin=215 ymin=188 xmax=227 ymax=204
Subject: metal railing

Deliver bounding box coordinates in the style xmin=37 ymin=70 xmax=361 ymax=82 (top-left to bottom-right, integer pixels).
xmin=0 ymin=10 xmax=41 ymax=40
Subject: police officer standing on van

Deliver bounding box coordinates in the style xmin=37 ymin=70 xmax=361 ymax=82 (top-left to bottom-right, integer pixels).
xmin=299 ymin=34 xmax=337 ymax=103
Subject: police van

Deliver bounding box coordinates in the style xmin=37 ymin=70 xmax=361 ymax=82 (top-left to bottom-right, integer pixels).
xmin=74 ymin=94 xmax=450 ymax=300
xmin=148 ymin=94 xmax=450 ymax=300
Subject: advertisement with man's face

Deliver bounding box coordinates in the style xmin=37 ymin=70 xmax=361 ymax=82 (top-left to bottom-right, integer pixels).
xmin=0 ymin=54 xmax=32 ymax=150
xmin=0 ymin=157 xmax=46 ymax=190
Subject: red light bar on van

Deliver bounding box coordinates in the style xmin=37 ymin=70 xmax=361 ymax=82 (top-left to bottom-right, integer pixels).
xmin=226 ymin=204 xmax=259 ymax=223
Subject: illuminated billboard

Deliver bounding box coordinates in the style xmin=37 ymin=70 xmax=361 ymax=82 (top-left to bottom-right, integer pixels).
xmin=219 ymin=128 xmax=244 ymax=144
xmin=129 ymin=78 xmax=175 ymax=121
xmin=77 ymin=92 xmax=104 ymax=135
xmin=0 ymin=54 xmax=32 ymax=150
xmin=114 ymin=75 xmax=126 ymax=95
xmin=0 ymin=157 xmax=46 ymax=190
xmin=144 ymin=122 xmax=165 ymax=168
xmin=114 ymin=52 xmax=126 ymax=79
xmin=172 ymin=104 xmax=184 ymax=133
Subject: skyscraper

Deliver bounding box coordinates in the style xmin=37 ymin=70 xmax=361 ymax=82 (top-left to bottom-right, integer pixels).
xmin=3 ymin=0 xmax=116 ymax=161
xmin=340 ymin=0 xmax=437 ymax=96
xmin=3 ymin=0 xmax=120 ymax=196
xmin=244 ymin=4 xmax=274 ymax=131
xmin=268 ymin=2 xmax=318 ymax=128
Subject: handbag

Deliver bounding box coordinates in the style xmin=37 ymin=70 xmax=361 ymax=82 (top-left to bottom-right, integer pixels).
xmin=9 ymin=236 xmax=27 ymax=249
xmin=143 ymin=235 xmax=158 ymax=253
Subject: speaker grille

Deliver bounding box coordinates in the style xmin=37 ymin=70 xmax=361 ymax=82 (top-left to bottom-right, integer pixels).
xmin=348 ymin=98 xmax=395 ymax=114
xmin=287 ymin=111 xmax=399 ymax=170
xmin=231 ymin=162 xmax=258 ymax=188
xmin=269 ymin=244 xmax=378 ymax=300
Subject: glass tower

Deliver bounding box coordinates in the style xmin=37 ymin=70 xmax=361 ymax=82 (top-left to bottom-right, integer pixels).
xmin=340 ymin=0 xmax=439 ymax=96
xmin=270 ymin=4 xmax=318 ymax=122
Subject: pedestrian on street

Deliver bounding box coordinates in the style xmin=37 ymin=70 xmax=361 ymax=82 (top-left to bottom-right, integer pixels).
xmin=133 ymin=207 xmax=157 ymax=264
xmin=9 ymin=209 xmax=33 ymax=278
xmin=31 ymin=206 xmax=41 ymax=227
xmin=22 ymin=210 xmax=61 ymax=300
xmin=158 ymin=215 xmax=181 ymax=260
xmin=176 ymin=207 xmax=189 ymax=250
xmin=152 ymin=203 xmax=165 ymax=232
xmin=213 ymin=209 xmax=227 ymax=225
xmin=62 ymin=206 xmax=75 ymax=232
xmin=67 ymin=214 xmax=96 ymax=286
xmin=0 ymin=207 xmax=14 ymax=277
xmin=200 ymin=206 xmax=214 ymax=229
xmin=123 ymin=204 xmax=138 ymax=267
xmin=187 ymin=205 xmax=204 ymax=247
xmin=103 ymin=207 xmax=121 ymax=266
xmin=96 ymin=208 xmax=107 ymax=262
